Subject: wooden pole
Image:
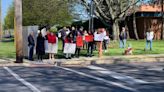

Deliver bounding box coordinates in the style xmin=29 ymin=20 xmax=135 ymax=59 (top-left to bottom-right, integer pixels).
xmin=161 ymin=0 xmax=164 ymax=40
xmin=15 ymin=0 xmax=23 ymax=63
xmin=0 ymin=0 xmax=2 ymax=41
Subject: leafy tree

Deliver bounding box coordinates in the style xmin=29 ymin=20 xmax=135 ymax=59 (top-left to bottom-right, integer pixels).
xmin=3 ymin=0 xmax=75 ymax=29
xmin=22 ymin=0 xmax=73 ymax=26
xmin=80 ymin=0 xmax=141 ymax=40
xmin=3 ymin=3 xmax=14 ymax=30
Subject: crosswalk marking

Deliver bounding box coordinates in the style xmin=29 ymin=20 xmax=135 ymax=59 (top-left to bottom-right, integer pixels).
xmin=56 ymin=66 xmax=137 ymax=92
xmin=4 ymin=67 xmax=41 ymax=92
xmin=86 ymin=65 xmax=148 ymax=84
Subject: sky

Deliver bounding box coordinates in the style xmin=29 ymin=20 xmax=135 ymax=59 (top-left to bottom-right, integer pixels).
xmin=1 ymin=0 xmax=13 ymax=23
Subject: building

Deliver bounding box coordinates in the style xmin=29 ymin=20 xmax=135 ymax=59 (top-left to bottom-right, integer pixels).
xmin=126 ymin=4 xmax=163 ymax=40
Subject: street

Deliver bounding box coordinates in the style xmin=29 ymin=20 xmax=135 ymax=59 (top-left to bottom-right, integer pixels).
xmin=0 ymin=62 xmax=164 ymax=92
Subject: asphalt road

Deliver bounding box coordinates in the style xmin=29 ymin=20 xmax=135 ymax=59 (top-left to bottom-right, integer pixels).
xmin=0 ymin=62 xmax=164 ymax=92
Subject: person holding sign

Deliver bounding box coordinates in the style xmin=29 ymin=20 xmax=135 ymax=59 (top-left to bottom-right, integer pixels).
xmin=75 ymin=28 xmax=84 ymax=58
xmin=86 ymin=30 xmax=94 ymax=57
xmin=94 ymin=28 xmax=106 ymax=57
xmin=47 ymin=31 xmax=57 ymax=60
xmin=64 ymin=32 xmax=75 ymax=59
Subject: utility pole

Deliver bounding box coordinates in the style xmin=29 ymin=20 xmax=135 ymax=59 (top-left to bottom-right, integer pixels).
xmin=0 ymin=0 xmax=2 ymax=41
xmin=89 ymin=0 xmax=94 ymax=32
xmin=161 ymin=0 xmax=164 ymax=40
xmin=15 ymin=0 xmax=23 ymax=63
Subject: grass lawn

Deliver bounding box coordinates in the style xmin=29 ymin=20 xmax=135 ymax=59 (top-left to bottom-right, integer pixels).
xmin=0 ymin=41 xmax=16 ymax=58
xmin=0 ymin=40 xmax=164 ymax=59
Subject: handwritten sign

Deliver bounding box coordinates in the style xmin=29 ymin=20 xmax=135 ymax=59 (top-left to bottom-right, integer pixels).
xmin=63 ymin=43 xmax=76 ymax=54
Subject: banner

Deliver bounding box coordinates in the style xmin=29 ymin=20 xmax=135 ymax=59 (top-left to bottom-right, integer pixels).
xmin=76 ymin=36 xmax=83 ymax=47
xmin=85 ymin=35 xmax=94 ymax=42
xmin=94 ymin=33 xmax=105 ymax=41
xmin=63 ymin=43 xmax=76 ymax=54
xmin=46 ymin=37 xmax=58 ymax=54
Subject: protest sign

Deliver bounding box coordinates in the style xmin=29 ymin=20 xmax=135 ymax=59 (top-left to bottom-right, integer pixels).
xmin=64 ymin=43 xmax=76 ymax=54
xmin=85 ymin=35 xmax=94 ymax=42
xmin=76 ymin=36 xmax=83 ymax=47
xmin=94 ymin=32 xmax=105 ymax=41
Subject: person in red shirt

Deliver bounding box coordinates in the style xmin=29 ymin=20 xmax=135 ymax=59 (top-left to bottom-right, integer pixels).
xmin=47 ymin=32 xmax=57 ymax=60
xmin=64 ymin=33 xmax=74 ymax=59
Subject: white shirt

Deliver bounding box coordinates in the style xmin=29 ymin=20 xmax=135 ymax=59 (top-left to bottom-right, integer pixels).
xmin=146 ymin=31 xmax=154 ymax=40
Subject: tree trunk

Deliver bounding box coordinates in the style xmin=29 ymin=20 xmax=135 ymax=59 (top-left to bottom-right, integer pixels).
xmin=112 ymin=20 xmax=120 ymax=40
xmin=161 ymin=0 xmax=164 ymax=40
xmin=133 ymin=13 xmax=139 ymax=40
xmin=0 ymin=0 xmax=2 ymax=41
xmin=15 ymin=0 xmax=23 ymax=63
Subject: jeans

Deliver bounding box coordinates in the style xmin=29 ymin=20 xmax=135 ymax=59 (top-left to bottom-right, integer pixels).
xmin=120 ymin=39 xmax=126 ymax=48
xmin=29 ymin=45 xmax=34 ymax=60
xmin=145 ymin=40 xmax=153 ymax=50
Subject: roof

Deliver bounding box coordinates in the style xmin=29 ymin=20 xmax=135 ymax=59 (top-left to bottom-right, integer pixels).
xmin=139 ymin=4 xmax=163 ymax=12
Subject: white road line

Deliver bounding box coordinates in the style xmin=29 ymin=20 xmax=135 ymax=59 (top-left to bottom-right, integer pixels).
xmin=147 ymin=67 xmax=164 ymax=71
xmin=56 ymin=66 xmax=137 ymax=92
xmin=86 ymin=65 xmax=148 ymax=85
xmin=3 ymin=67 xmax=41 ymax=92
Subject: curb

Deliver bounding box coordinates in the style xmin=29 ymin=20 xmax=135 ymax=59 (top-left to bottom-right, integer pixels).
xmin=0 ymin=54 xmax=164 ymax=67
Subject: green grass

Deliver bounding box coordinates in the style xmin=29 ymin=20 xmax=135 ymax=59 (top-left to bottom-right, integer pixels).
xmin=104 ymin=40 xmax=164 ymax=56
xmin=0 ymin=41 xmax=16 ymax=58
xmin=0 ymin=40 xmax=164 ymax=59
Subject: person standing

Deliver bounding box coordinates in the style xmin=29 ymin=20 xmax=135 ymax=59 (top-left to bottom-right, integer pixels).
xmin=47 ymin=31 xmax=57 ymax=60
xmin=87 ymin=30 xmax=94 ymax=57
xmin=28 ymin=31 xmax=35 ymax=61
xmin=83 ymin=30 xmax=88 ymax=50
xmin=119 ymin=27 xmax=127 ymax=48
xmin=36 ymin=31 xmax=45 ymax=62
xmin=145 ymin=29 xmax=154 ymax=51
xmin=75 ymin=28 xmax=83 ymax=58
xmin=94 ymin=28 xmax=106 ymax=58
xmin=103 ymin=30 xmax=110 ymax=52
xmin=60 ymin=27 xmax=67 ymax=51
xmin=64 ymin=32 xmax=74 ymax=59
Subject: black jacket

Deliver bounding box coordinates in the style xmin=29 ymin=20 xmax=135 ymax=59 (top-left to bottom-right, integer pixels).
xmin=36 ymin=36 xmax=45 ymax=55
xmin=28 ymin=35 xmax=35 ymax=46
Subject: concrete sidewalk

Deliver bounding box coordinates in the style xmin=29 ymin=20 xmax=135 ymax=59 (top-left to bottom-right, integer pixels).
xmin=55 ymin=54 xmax=164 ymax=66
xmin=0 ymin=54 xmax=164 ymax=67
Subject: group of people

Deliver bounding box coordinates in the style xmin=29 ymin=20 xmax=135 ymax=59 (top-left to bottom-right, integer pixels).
xmin=28 ymin=26 xmax=110 ymax=62
xmin=28 ymin=26 xmax=154 ymax=62
xmin=28 ymin=29 xmax=58 ymax=61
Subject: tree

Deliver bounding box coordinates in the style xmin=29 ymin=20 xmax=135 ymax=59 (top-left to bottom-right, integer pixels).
xmin=80 ymin=0 xmax=141 ymax=40
xmin=22 ymin=0 xmax=73 ymax=26
xmin=132 ymin=0 xmax=139 ymax=40
xmin=3 ymin=3 xmax=14 ymax=30
xmin=4 ymin=0 xmax=75 ymax=28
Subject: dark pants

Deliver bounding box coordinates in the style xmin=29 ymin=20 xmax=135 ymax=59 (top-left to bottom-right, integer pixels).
xmin=103 ymin=40 xmax=108 ymax=50
xmin=37 ymin=54 xmax=43 ymax=61
xmin=75 ymin=48 xmax=81 ymax=57
xmin=87 ymin=42 xmax=93 ymax=56
xmin=29 ymin=45 xmax=34 ymax=61
xmin=62 ymin=39 xmax=65 ymax=51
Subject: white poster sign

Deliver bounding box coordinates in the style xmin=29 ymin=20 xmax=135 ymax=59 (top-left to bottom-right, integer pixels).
xmin=63 ymin=43 xmax=76 ymax=54
xmin=94 ymin=32 xmax=105 ymax=41
xmin=46 ymin=37 xmax=58 ymax=54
